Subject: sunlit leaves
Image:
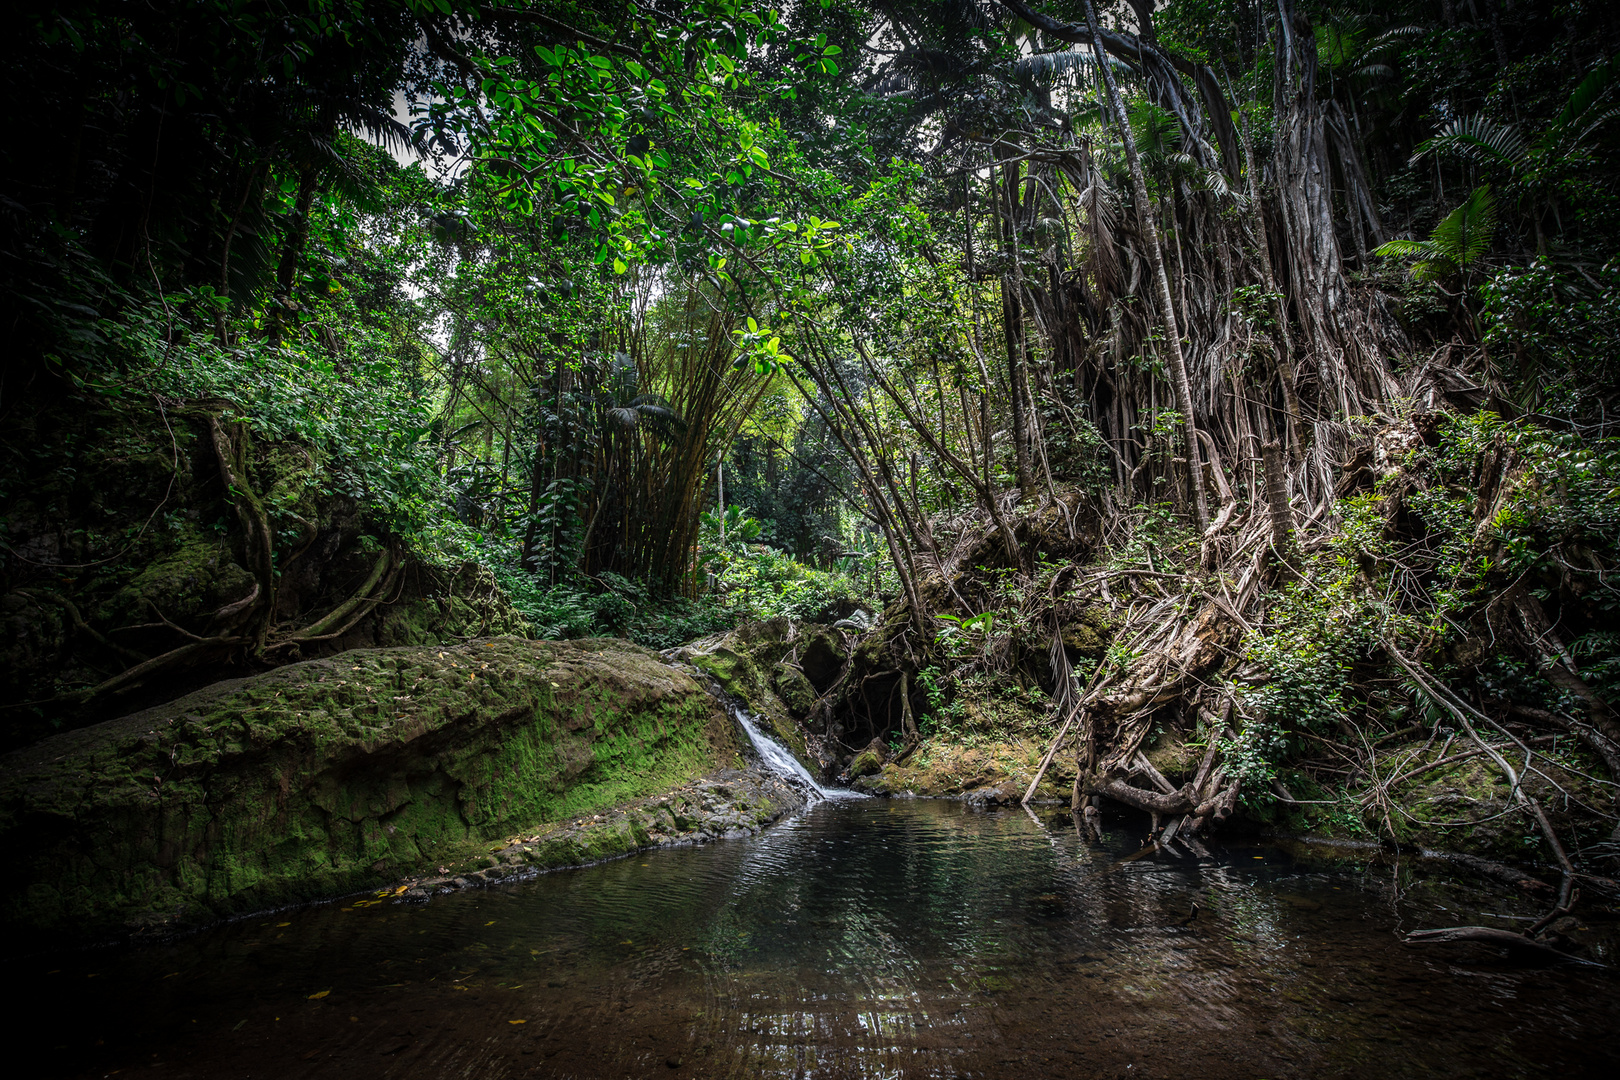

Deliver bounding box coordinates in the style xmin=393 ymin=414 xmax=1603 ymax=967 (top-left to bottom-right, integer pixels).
xmin=413 ymin=1 xmax=846 ymax=281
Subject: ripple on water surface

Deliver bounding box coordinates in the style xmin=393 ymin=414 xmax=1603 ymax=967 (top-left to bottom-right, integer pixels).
xmin=10 ymin=799 xmax=1618 ymax=1079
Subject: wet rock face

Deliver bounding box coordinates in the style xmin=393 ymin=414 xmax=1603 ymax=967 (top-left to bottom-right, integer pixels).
xmin=668 ymin=618 xmax=842 ymax=774
xmin=0 ymin=638 xmax=742 ymax=940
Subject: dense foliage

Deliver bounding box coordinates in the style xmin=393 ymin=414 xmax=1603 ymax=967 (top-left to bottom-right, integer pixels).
xmin=3 ymin=0 xmax=1619 ymax=879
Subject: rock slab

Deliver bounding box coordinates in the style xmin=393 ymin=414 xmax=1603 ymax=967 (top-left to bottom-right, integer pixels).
xmin=0 ymin=637 xmax=740 ymax=939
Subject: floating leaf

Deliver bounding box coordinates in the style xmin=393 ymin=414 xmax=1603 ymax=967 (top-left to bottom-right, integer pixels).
xmin=308 ymin=990 xmax=330 ymax=999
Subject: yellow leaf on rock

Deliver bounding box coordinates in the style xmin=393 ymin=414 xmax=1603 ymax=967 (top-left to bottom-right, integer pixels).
xmin=308 ymin=990 xmax=330 ymax=999
xmin=509 ymin=1019 xmax=527 ymax=1025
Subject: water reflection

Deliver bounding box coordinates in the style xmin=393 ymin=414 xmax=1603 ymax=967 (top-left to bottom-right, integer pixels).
xmin=10 ymin=799 xmax=1616 ymax=1078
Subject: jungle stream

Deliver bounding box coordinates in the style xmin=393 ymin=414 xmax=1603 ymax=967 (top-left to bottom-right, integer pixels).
xmin=11 ymin=800 xmax=1616 ymax=1080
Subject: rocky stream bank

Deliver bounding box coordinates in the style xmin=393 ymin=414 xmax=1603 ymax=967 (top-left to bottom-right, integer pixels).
xmin=0 ymin=636 xmax=808 ymax=944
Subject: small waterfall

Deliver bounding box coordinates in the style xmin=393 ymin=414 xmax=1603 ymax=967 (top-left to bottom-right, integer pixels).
xmin=732 ymin=706 xmax=862 ymax=802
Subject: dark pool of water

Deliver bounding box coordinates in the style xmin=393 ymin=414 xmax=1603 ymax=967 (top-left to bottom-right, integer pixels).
xmin=11 ymin=800 xmax=1617 ymax=1079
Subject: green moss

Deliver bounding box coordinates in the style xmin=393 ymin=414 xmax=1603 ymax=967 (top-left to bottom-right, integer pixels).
xmin=849 ymin=749 xmax=883 ymax=778
xmin=1060 ymin=603 xmax=1115 ymax=660
xmin=0 ymin=637 xmax=737 ymax=938
xmin=99 ymin=530 xmax=254 ymax=626
xmin=773 ymin=662 xmax=815 ymax=717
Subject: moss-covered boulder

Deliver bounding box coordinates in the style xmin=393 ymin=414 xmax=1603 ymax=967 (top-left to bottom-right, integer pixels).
xmin=848 ymin=739 xmax=887 ymax=779
xmin=97 ymin=532 xmax=257 ymax=629
xmin=773 ymin=662 xmax=816 ymax=717
xmin=797 ymin=627 xmax=846 ymax=692
xmin=1057 ymin=600 xmax=1115 ymax=664
xmin=0 ymin=392 xmax=532 ymax=752
xmin=0 ymin=637 xmax=740 ymax=939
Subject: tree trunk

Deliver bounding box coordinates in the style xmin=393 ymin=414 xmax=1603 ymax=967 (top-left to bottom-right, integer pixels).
xmin=998 ymin=163 xmax=1035 ymax=496
xmin=1079 ymin=0 xmax=1210 ymax=534
xmin=1233 ymin=86 xmax=1305 ymax=457
xmin=1261 ymin=439 xmax=1299 ymax=582
xmin=268 ymin=167 xmax=318 ymax=348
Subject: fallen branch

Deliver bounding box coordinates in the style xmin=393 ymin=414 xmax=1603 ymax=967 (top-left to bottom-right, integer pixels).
xmin=1096 ymin=777 xmax=1193 ymax=815
xmin=1389 ymin=647 xmax=1579 ymax=913
xmin=1404 ymin=925 xmax=1606 ymax=967
xmin=1416 ymin=848 xmax=1554 ymax=893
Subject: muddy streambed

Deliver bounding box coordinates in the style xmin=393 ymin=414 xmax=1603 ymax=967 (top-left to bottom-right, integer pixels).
xmin=11 ymin=800 xmax=1616 ymax=1079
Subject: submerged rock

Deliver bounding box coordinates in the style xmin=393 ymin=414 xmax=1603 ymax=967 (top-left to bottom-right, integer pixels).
xmin=0 ymin=637 xmax=747 ymax=940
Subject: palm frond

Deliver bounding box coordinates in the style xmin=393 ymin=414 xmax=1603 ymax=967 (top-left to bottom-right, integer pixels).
xmin=341 ymin=103 xmax=421 ymax=156
xmin=1374 ymin=238 xmax=1440 ymax=259
xmin=1430 ymin=184 xmax=1497 ymax=268
xmin=1375 ymin=185 xmax=1495 ymax=282
xmin=1576 ymin=103 xmax=1620 ymax=144
xmin=1013 ymin=48 xmax=1130 ymax=89
xmin=1198 ymin=165 xmax=1234 ymax=200
xmin=1547 ymin=56 xmax=1619 ymax=138
xmin=1409 ymin=115 xmax=1528 ymax=173
xmin=1128 ymin=99 xmax=1182 ymax=162
xmin=1366 ymin=25 xmax=1424 ymax=51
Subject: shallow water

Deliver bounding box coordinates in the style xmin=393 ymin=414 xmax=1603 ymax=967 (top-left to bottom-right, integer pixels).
xmin=12 ymin=800 xmax=1617 ymax=1079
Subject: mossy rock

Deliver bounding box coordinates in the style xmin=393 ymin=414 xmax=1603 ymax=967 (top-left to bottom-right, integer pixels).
xmin=852 ymin=763 xmax=906 ymax=795
xmin=98 ymin=532 xmax=255 ymax=627
xmin=0 ymin=637 xmax=738 ymax=940
xmin=1282 ymin=737 xmax=1611 ymax=864
xmin=1143 ymin=729 xmax=1202 ymax=782
xmin=1059 ymin=602 xmax=1115 ymax=662
xmin=797 ymin=628 xmax=845 ymax=691
xmin=671 ymin=626 xmax=819 ymax=772
xmin=849 ymin=748 xmax=884 ymax=779
xmin=773 ymin=662 xmax=816 ymax=717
